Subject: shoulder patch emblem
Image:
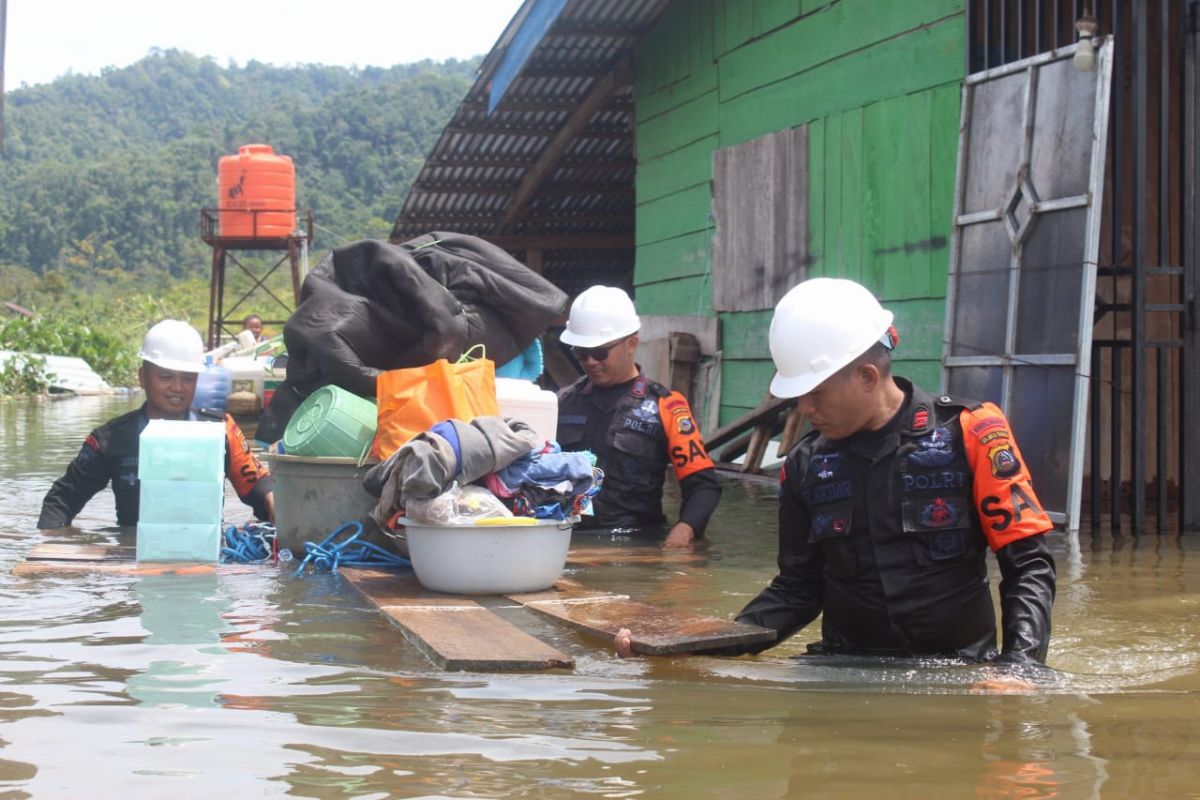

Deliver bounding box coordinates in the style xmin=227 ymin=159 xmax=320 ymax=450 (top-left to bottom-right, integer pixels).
xmin=676 ymin=415 xmax=695 ymax=434
xmin=988 ymin=444 xmax=1021 ymax=478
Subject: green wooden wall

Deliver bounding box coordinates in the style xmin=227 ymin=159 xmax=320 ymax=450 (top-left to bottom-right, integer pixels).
xmin=633 ymin=0 xmax=966 ymax=426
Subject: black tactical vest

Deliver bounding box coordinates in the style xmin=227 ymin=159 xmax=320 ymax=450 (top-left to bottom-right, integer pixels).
xmin=787 ymin=380 xmax=998 ymax=659
xmin=557 ymin=373 xmax=670 ymax=530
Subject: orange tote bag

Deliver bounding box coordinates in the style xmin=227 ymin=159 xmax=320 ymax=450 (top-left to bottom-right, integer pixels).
xmin=371 ymin=355 xmax=499 ymax=460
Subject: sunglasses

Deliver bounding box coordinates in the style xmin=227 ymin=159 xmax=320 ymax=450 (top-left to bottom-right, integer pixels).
xmin=571 ymin=336 xmax=630 ymax=362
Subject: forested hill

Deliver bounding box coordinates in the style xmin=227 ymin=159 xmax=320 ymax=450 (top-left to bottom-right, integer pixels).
xmin=0 ymin=49 xmax=478 ymax=278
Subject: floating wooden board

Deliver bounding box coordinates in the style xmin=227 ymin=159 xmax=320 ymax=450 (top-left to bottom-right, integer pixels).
xmin=340 ymin=568 xmax=575 ymax=672
xmin=13 ymin=543 xmax=230 ymax=576
xmin=25 ymin=543 xmax=135 ymax=561
xmin=565 ymin=545 xmax=707 ymax=567
xmin=506 ymin=579 xmax=775 ymax=655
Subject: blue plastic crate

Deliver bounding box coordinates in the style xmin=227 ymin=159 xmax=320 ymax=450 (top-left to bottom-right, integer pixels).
xmin=138 ymin=479 xmax=223 ymax=525
xmin=138 ymin=420 xmax=224 ymax=482
xmin=136 ymin=521 xmax=222 ymax=562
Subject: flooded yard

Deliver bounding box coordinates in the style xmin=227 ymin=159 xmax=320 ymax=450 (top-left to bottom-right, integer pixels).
xmin=1 ymin=395 xmax=1198 ymax=798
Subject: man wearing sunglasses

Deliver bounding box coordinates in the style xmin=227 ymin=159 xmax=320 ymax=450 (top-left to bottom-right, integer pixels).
xmin=556 ymin=286 xmax=721 ymax=549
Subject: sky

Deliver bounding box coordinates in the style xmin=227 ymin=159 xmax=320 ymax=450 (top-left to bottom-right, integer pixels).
xmin=3 ymin=0 xmax=528 ymax=89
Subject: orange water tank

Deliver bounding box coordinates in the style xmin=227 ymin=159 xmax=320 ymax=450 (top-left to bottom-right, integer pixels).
xmin=217 ymin=144 xmax=296 ymax=238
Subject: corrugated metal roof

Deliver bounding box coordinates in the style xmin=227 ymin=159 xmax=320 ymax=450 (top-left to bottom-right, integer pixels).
xmin=390 ymin=0 xmax=671 ymax=294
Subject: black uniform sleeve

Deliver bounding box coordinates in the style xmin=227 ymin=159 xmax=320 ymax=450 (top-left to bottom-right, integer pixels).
xmin=37 ymin=434 xmax=112 ymax=529
xmin=729 ymin=470 xmax=825 ymax=653
xmin=698 ymin=456 xmax=823 ymax=657
xmin=994 ymin=533 xmax=1056 ymax=665
xmin=677 ymin=468 xmax=721 ymax=537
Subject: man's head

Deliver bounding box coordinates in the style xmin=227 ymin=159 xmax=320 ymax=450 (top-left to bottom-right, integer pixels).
xmin=242 ymin=314 xmax=264 ymax=339
xmin=137 ymin=320 xmax=205 ymax=418
xmin=560 ymin=286 xmax=641 ymax=387
xmin=769 ymin=278 xmax=900 ymax=440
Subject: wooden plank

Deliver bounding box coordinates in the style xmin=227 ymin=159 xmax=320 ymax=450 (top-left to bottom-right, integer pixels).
xmin=711 ymin=125 xmax=808 ymax=312
xmin=716 ymin=0 xmax=964 ymax=103
xmin=635 ymin=183 xmax=713 ymax=247
xmin=636 ymin=232 xmax=714 ymax=286
xmin=14 ymin=561 xmax=239 ymax=577
xmin=637 ymin=134 xmax=719 ymax=206
xmin=566 ymin=546 xmax=708 ymax=567
xmin=717 ymin=17 xmax=964 ymax=150
xmin=341 ymin=568 xmax=575 ymax=672
xmin=636 ymin=90 xmax=719 ymax=163
xmin=506 ymin=579 xmax=775 ymax=655
xmin=705 ymin=392 xmax=795 ymax=450
xmin=631 ymin=276 xmax=714 ymax=317
xmin=26 ymin=543 xmax=135 ymax=561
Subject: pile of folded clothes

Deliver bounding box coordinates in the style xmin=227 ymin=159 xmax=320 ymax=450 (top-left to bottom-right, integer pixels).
xmin=363 ymin=415 xmax=602 ymax=529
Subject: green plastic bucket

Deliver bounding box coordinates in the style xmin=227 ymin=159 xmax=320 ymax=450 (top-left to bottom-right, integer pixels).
xmin=282 ymin=385 xmax=377 ymax=458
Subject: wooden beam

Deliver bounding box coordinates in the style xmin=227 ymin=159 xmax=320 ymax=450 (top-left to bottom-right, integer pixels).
xmin=411 ymin=184 xmax=632 ymax=198
xmin=444 ymin=124 xmax=626 ymax=140
xmin=424 ymin=156 xmax=635 ymax=170
xmin=341 ymin=568 xmax=575 ymax=672
xmin=485 ymin=233 xmax=634 ymax=250
xmin=704 ymin=395 xmax=796 ymax=451
xmin=506 ymin=579 xmax=774 ymax=655
xmin=494 ymin=65 xmax=631 ymax=235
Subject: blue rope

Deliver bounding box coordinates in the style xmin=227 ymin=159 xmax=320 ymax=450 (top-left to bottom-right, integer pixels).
xmin=221 ymin=522 xmax=277 ymax=563
xmin=292 ymin=520 xmax=411 ymax=576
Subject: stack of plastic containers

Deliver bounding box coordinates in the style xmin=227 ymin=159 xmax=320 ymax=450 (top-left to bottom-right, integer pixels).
xmin=136 ymin=419 xmax=225 ymax=562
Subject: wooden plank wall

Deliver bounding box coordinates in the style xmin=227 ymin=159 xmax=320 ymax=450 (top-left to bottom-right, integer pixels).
xmin=633 ymin=0 xmax=966 ymax=426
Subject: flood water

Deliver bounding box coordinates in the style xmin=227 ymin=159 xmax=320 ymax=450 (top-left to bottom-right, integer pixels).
xmin=1 ymin=395 xmax=1199 ymax=798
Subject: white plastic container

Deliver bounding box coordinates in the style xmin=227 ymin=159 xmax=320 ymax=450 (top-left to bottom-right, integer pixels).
xmin=401 ymin=517 xmax=573 ymax=595
xmin=137 ymin=420 xmax=225 ymax=562
xmin=138 ymin=420 xmax=224 ymax=482
xmin=136 ymin=522 xmax=222 ymax=562
xmin=222 ymin=355 xmax=285 ymax=410
xmin=496 ymin=378 xmax=558 ymax=445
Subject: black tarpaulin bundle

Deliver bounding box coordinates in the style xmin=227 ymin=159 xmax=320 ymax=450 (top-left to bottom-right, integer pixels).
xmin=256 ymin=233 xmax=569 ymax=443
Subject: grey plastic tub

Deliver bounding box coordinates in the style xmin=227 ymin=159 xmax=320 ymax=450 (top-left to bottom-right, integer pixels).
xmin=266 ymin=453 xmax=380 ymax=555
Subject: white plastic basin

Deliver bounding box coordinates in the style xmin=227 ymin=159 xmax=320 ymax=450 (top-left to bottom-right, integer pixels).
xmin=400 ymin=517 xmax=574 ymax=595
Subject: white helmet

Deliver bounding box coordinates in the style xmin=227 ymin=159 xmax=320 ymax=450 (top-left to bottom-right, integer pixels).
xmin=768 ymin=278 xmax=894 ymax=398
xmin=559 ymin=285 xmax=641 ymax=348
xmin=138 ymin=320 xmax=205 ymax=373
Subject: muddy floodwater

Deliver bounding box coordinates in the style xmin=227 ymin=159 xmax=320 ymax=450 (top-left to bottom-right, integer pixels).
xmin=2 ymin=394 xmax=1199 ymax=798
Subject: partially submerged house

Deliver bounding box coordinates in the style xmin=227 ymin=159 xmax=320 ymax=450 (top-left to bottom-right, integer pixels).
xmin=393 ymin=0 xmax=1195 ymax=533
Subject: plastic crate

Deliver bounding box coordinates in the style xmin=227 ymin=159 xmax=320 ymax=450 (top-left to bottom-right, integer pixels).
xmin=136 ymin=521 xmax=222 ymax=562
xmin=138 ymin=419 xmax=225 ymax=482
xmin=138 ymin=479 xmax=224 ymax=525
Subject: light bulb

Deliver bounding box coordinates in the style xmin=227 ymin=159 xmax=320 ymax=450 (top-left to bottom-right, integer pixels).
xmin=1073 ymin=38 xmax=1095 ymax=71
xmin=1074 ymin=13 xmax=1098 ymax=72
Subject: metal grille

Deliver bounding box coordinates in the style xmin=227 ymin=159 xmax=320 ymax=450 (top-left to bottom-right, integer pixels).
xmin=967 ymin=0 xmax=1192 ymax=533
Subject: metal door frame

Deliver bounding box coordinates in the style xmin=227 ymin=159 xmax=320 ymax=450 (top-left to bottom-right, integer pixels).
xmin=943 ymin=39 xmax=1114 ymax=530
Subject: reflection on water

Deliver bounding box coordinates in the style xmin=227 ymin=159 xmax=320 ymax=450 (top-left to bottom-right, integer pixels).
xmin=0 ymin=395 xmax=1199 ymax=797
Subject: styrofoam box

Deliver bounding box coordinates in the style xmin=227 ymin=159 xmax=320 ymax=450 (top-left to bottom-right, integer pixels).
xmin=138 ymin=479 xmax=224 ymax=525
xmin=138 ymin=419 xmax=224 ymax=482
xmin=136 ymin=522 xmax=222 ymax=562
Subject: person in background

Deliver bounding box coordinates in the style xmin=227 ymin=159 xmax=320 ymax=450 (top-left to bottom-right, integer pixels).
xmin=37 ymin=320 xmax=275 ymax=529
xmin=242 ymin=314 xmax=267 ymax=343
xmin=615 ymin=277 xmax=1055 ymax=667
xmin=556 ymin=286 xmax=721 ymax=549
